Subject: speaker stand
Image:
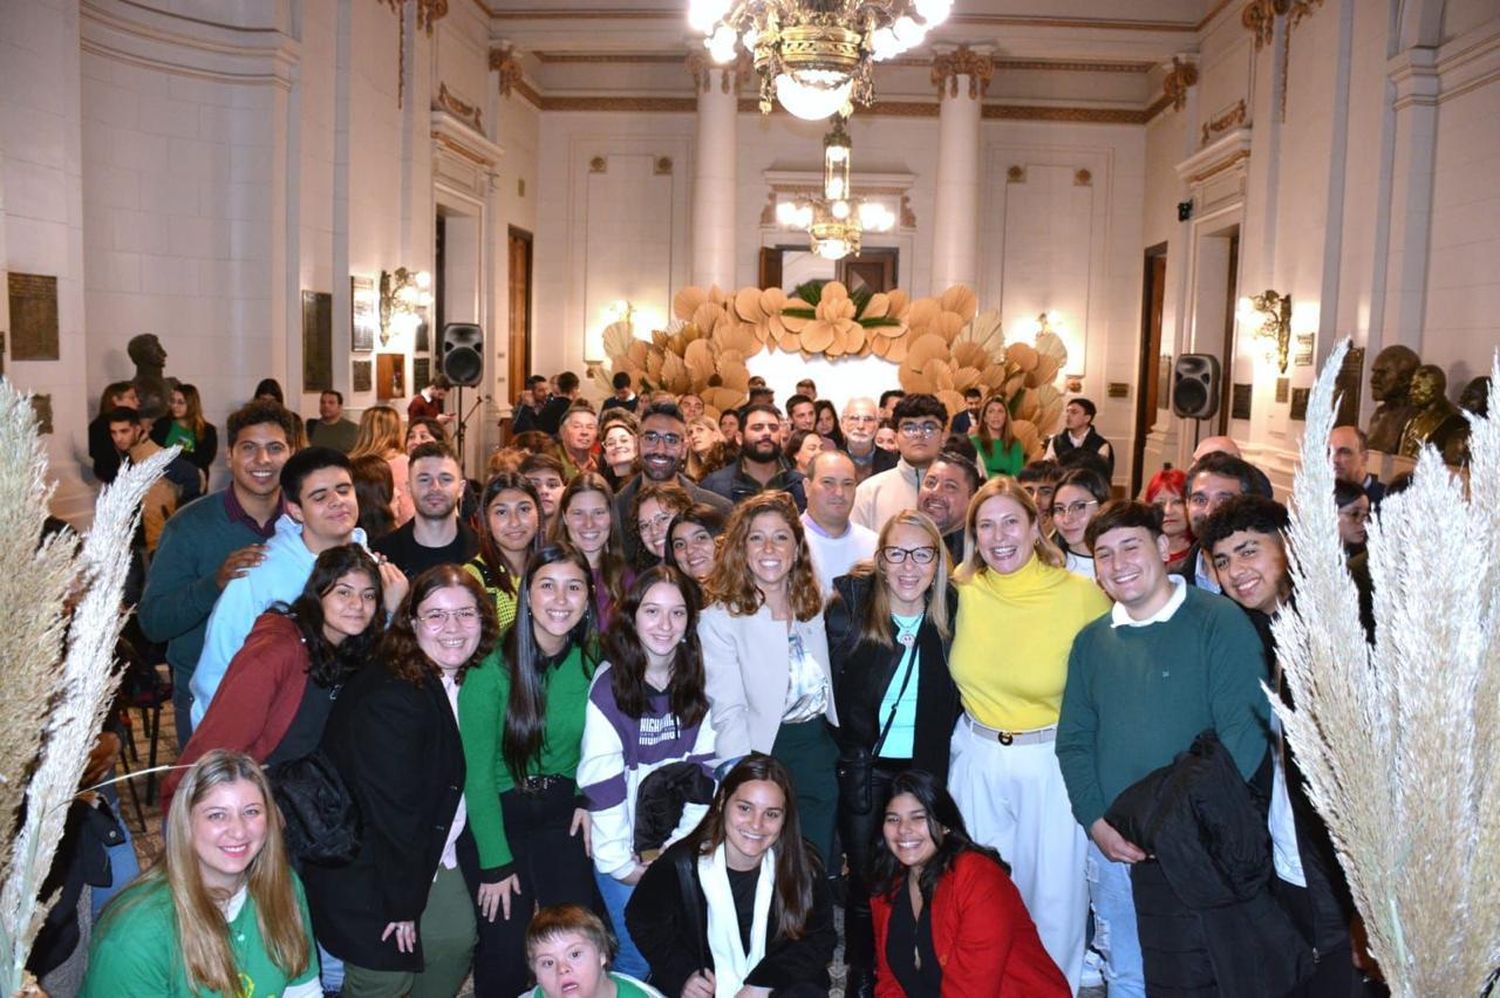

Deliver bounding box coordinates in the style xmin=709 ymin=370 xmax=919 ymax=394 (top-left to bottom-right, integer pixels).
xmin=453 ymin=386 xmax=487 ymax=478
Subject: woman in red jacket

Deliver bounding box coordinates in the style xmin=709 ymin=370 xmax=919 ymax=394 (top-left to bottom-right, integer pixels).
xmin=165 ymin=545 xmax=384 ymax=806
xmin=869 ymin=770 xmax=1068 ymax=997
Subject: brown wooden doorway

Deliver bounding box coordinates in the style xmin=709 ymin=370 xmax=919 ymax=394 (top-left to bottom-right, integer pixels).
xmin=838 ymin=248 xmax=898 ymax=294
xmin=506 ymin=227 xmax=533 ymax=430
xmin=1131 ymin=243 xmax=1168 ymax=497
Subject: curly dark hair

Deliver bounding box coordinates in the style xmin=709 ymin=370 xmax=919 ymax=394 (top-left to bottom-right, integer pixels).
xmin=272 ymin=545 xmax=384 ymax=687
xmin=379 ymin=565 xmax=500 ymax=687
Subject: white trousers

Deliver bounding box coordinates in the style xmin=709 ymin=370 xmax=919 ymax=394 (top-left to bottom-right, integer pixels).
xmin=949 ymin=716 xmax=1088 ymax=994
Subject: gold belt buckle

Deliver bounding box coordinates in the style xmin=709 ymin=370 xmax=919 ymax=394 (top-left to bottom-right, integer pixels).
xmin=998 ymin=730 xmax=1014 ymax=746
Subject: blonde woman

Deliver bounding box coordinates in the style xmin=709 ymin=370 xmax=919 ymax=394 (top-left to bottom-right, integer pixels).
xmin=947 ymin=476 xmax=1111 ymax=990
xmin=698 ymin=491 xmax=839 ymax=864
xmin=350 ymin=405 xmax=413 ymax=525
xmin=82 ymin=749 xmax=318 ymax=997
xmin=151 ymin=382 xmax=218 ymax=477
xmin=684 ymin=415 xmax=732 ymax=481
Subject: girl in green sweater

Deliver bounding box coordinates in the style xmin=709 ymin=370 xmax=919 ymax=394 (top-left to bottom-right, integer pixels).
xmin=461 ymin=543 xmax=601 ymax=996
xmin=970 ymin=392 xmax=1027 ymax=479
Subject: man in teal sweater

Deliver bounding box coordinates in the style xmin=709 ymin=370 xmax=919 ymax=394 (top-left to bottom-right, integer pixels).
xmin=138 ymin=401 xmax=297 ymax=747
xmin=1055 ymin=500 xmax=1271 ymax=997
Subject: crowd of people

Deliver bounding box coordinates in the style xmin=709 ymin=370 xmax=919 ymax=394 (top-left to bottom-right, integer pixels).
xmin=67 ymin=368 xmax=1392 ymax=998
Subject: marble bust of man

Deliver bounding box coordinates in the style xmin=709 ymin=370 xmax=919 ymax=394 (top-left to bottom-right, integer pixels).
xmin=1366 ymin=345 xmax=1420 ymax=453
xmin=1398 ymin=364 xmax=1466 ymax=464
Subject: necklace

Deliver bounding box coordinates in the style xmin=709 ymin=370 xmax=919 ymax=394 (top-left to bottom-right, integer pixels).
xmin=893 ymin=614 xmax=922 ymax=648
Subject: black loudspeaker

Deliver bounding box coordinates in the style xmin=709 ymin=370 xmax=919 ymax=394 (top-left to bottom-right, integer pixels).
xmin=1172 ymin=353 xmax=1221 ymax=419
xmin=439 ymin=323 xmax=483 ymax=387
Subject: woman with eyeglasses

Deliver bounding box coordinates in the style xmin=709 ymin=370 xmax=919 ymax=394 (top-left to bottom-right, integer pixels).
xmin=1051 ymin=468 xmax=1111 ymax=581
xmin=824 ymin=511 xmax=961 ymax=998
xmin=665 ymin=504 xmax=726 ymax=585
xmin=629 ymin=481 xmax=694 ymax=571
xmin=947 ymin=477 xmax=1111 ymax=991
xmin=460 ymin=544 xmax=602 ymax=996
xmin=304 ymin=565 xmax=500 ymax=996
xmin=465 ymin=472 xmax=543 ymax=636
xmin=551 ymin=472 xmax=631 ymax=627
xmin=699 ymin=492 xmax=841 ymax=867
xmin=1142 ymin=467 xmax=1192 ymax=570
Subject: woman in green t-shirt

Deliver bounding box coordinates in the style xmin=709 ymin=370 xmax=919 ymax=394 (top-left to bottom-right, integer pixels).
xmin=82 ymin=749 xmax=319 ymax=997
xmin=151 ymin=383 xmax=218 ymax=479
xmin=970 ymin=392 xmax=1027 ymax=479
xmin=525 ymin=904 xmax=664 ymax=998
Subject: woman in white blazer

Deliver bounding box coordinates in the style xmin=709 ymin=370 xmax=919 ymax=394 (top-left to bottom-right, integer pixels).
xmin=697 ymin=491 xmax=840 ymax=864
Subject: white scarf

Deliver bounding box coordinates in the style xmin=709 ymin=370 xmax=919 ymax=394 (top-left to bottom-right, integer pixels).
xmin=698 ymin=842 xmax=774 ymax=997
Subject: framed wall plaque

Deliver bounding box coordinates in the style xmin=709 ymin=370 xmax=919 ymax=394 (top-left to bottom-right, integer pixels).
xmin=301 ymin=291 xmax=333 ymax=392
xmin=1275 ymin=377 xmax=1290 ymax=404
xmin=1294 ymin=333 xmax=1315 ymax=367
xmin=413 ymin=357 xmax=431 ymax=395
xmin=1231 ymin=383 xmax=1253 ymax=420
xmin=351 ymin=276 xmax=378 ymax=352
xmin=30 ymin=395 xmax=52 ymax=435
xmin=8 ymin=273 xmax=59 ymax=361
xmin=1290 ymin=387 xmax=1310 ymax=421
xmin=352 ymin=360 xmax=373 ymax=393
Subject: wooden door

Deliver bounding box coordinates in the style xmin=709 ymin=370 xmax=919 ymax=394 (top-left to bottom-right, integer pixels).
xmin=1131 ymin=247 xmax=1168 ymax=496
xmin=506 ymin=227 xmax=533 ymax=425
xmin=838 ymin=248 xmax=898 ymax=293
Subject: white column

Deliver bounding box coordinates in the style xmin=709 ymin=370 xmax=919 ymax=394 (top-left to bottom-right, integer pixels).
xmin=690 ymin=55 xmax=737 ymax=289
xmin=929 ymin=46 xmax=991 ymax=293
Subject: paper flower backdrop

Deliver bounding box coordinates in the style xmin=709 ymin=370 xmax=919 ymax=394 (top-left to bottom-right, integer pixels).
xmin=595 ymin=281 xmax=1070 ymax=456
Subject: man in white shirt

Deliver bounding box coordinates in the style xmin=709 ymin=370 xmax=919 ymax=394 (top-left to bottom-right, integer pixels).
xmin=801 ymin=451 xmax=876 ymax=593
xmin=851 ymin=394 xmax=947 ymax=533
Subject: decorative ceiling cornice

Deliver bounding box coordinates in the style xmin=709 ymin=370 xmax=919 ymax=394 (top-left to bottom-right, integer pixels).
xmin=1242 ymin=0 xmax=1289 ymax=50
xmin=489 ymin=46 xmax=526 ymax=96
xmin=487 ymin=7 xmax=1201 ymax=32
xmin=524 ymin=92 xmax=1154 ymax=123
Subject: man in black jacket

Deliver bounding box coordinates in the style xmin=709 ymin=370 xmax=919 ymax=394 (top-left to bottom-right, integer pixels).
xmin=1044 ymin=397 xmax=1114 ymax=478
xmin=1200 ymin=495 xmax=1361 ymax=996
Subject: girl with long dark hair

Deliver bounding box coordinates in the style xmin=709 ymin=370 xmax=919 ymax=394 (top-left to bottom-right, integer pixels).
xmin=626 ymin=754 xmax=837 ymax=998
xmin=164 ymin=545 xmax=384 ymax=807
xmin=304 ymin=566 xmax=500 ymax=995
xmin=971 ymin=393 xmax=1026 ymax=479
xmin=577 ymin=566 xmax=719 ymax=979
xmin=664 ymin=504 xmax=725 ymax=585
xmin=550 ymin=472 xmax=631 ymax=626
xmin=83 ymin=750 xmax=318 ymax=997
xmin=465 ymin=472 xmax=543 ymax=635
xmin=824 ymin=511 xmax=961 ymax=997
xmin=868 ymin=771 xmax=1067 ymax=996
xmin=460 ymin=544 xmax=602 ymax=995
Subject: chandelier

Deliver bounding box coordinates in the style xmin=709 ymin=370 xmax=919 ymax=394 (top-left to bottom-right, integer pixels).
xmin=687 ymin=0 xmax=953 ymax=120
xmin=774 ymin=117 xmax=896 ymax=259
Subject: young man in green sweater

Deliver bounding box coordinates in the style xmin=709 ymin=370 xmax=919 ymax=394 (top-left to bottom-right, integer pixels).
xmin=138 ymin=400 xmax=298 ymax=747
xmin=1055 ymin=500 xmax=1272 ymax=997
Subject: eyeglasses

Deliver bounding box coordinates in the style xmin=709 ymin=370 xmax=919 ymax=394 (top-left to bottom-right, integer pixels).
xmin=641 ymin=431 xmax=683 ymax=448
xmin=898 ymin=422 xmax=944 ymax=439
xmin=879 ymin=545 xmax=938 ymax=565
xmin=637 ymin=513 xmax=673 ymax=534
xmin=1051 ymin=500 xmax=1100 ymax=519
xmin=417 ymin=607 xmax=482 ymax=629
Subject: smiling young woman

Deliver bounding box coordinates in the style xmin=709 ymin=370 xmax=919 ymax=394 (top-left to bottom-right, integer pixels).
xmin=458 ymin=545 xmax=605 ymax=996
xmin=466 ymin=472 xmax=544 ymax=636
xmin=84 ymin=750 xmax=319 ymax=997
xmin=576 ymin=566 xmax=718 ymax=978
xmin=625 ymin=755 xmax=836 ymax=998
xmin=302 ymin=566 xmax=500 ymax=997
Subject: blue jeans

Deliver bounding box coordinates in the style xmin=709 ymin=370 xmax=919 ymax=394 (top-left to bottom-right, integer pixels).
xmin=91 ymin=787 xmax=140 ymax=920
xmin=594 ymin=869 xmax=649 ymax=979
xmin=1086 ymin=839 xmax=1145 ymax=998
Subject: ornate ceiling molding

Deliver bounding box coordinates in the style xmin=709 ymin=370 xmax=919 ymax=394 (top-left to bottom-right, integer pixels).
xmin=489 ymin=46 xmax=527 ymax=96
xmin=684 ymin=51 xmax=747 ymax=95
xmin=932 ymin=46 xmax=996 ymax=99
xmin=1162 ymin=56 xmax=1198 ymax=111
xmin=1200 ymin=98 xmax=1247 ymax=146
xmin=1241 ymin=0 xmax=1289 ymax=49
xmin=434 ymin=82 xmax=482 ymax=132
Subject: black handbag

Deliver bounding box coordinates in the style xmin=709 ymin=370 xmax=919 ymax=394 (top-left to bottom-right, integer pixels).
xmin=267 ymin=750 xmax=362 ymax=867
xmin=837 ymin=634 xmax=920 ymax=816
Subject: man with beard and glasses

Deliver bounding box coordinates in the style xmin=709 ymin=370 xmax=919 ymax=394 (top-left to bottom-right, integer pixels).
xmin=919 ymin=451 xmax=981 ymax=563
xmin=851 ymin=393 xmax=948 ymax=532
xmin=612 ymin=400 xmax=731 ymax=561
xmin=700 ymin=402 xmax=808 ymax=510
xmin=371 ymin=442 xmax=477 ymax=578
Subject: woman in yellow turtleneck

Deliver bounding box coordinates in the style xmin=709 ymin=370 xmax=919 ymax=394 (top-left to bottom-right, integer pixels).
xmin=948 ymin=476 xmax=1111 ymax=992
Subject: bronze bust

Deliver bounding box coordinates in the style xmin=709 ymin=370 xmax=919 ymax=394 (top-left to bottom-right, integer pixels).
xmin=1366 ymin=345 xmax=1420 ymax=453
xmin=1397 ymin=364 xmax=1466 ymax=464
xmin=127 ymin=333 xmax=172 ymax=422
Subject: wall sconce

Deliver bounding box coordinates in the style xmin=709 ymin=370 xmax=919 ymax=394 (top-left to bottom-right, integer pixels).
xmin=379 ymin=268 xmax=433 ymax=346
xmin=1239 ymin=289 xmax=1292 ymax=373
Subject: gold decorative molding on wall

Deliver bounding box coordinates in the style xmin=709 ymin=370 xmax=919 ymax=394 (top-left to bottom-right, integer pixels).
xmin=589 ymin=156 xmax=607 ymax=173
xmin=654 ymin=157 xmax=673 ymax=175
xmin=1287 ymin=0 xmax=1325 ymax=31
xmin=415 ymin=0 xmax=447 ymax=34
xmin=982 ymin=104 xmax=1155 ymax=124
xmin=684 ymin=52 xmax=746 ymax=95
xmin=1242 ymin=0 xmax=1289 ymax=49
xmin=1075 ymin=168 xmax=1093 ymax=186
xmin=932 ymin=46 xmax=996 ymax=99
xmin=1162 ymin=57 xmax=1198 ymax=111
xmin=489 ymin=47 xmax=527 ymax=98
xmin=434 ymin=83 xmax=482 ymax=132
xmin=1007 ymin=165 xmax=1026 ymax=182
xmin=1201 ymin=99 xmax=1247 ymax=146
